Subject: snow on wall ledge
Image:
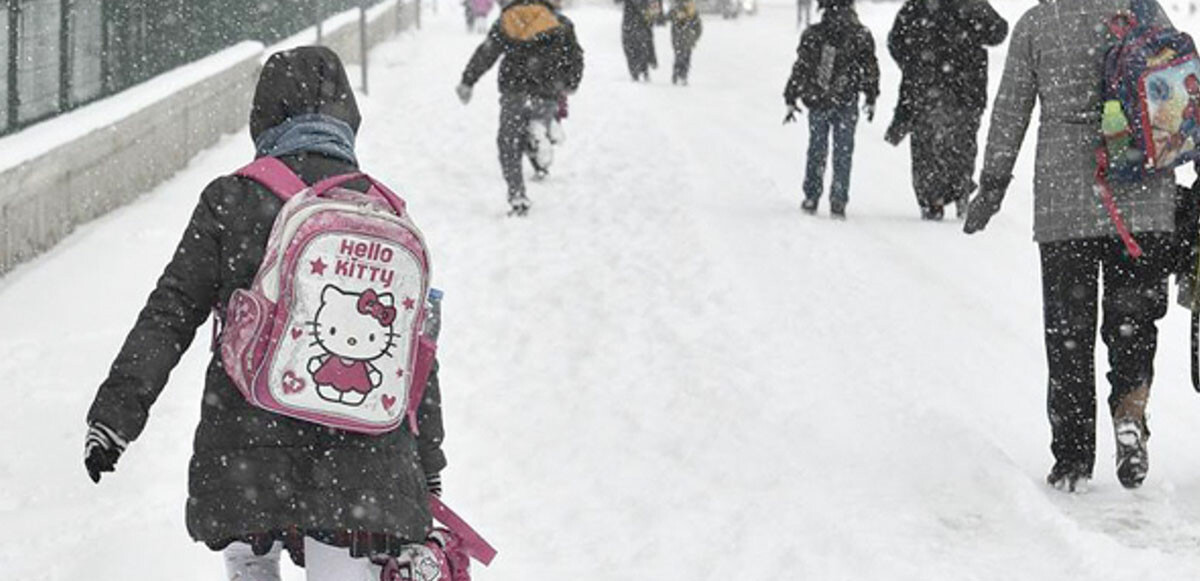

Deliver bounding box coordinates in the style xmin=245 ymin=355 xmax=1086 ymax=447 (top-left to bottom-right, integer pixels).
xmin=0 ymin=0 xmax=416 ymax=277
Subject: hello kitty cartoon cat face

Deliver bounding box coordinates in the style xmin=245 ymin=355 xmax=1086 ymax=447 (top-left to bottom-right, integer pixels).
xmin=309 ymin=285 xmax=399 ymax=362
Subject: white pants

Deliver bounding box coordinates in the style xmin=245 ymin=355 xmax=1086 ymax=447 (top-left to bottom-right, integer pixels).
xmin=224 ymin=538 xmax=382 ymax=581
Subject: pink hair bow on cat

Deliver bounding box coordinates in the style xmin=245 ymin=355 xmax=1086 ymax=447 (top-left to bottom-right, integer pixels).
xmin=357 ymin=290 xmax=398 ymax=327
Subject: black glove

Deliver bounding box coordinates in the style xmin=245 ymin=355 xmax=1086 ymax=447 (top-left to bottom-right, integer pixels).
xmin=426 ymin=472 xmax=443 ymax=497
xmin=85 ymin=422 xmax=127 ymax=484
xmin=456 ymin=83 xmax=473 ymax=105
xmin=963 ymin=174 xmax=1012 ymax=234
xmin=783 ymin=104 xmax=802 ymax=125
xmin=1177 ymin=271 xmax=1198 ymax=310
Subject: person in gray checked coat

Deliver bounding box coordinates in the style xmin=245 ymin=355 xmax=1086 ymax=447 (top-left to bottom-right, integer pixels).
xmin=963 ymin=0 xmax=1178 ymax=493
xmin=83 ymin=47 xmax=447 ymax=579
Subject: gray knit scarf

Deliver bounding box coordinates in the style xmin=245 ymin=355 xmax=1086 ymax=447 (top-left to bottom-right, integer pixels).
xmin=254 ymin=113 xmax=358 ymax=166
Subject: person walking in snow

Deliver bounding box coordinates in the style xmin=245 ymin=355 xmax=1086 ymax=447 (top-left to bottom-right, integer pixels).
xmin=887 ymin=0 xmax=1007 ymax=220
xmin=457 ymin=0 xmax=585 ymax=216
xmin=963 ymin=0 xmax=1179 ymax=492
xmin=622 ymin=0 xmax=660 ymax=81
xmin=464 ymin=0 xmax=496 ymax=32
xmin=783 ymin=0 xmax=879 ymax=219
xmin=668 ymin=0 xmax=703 ymax=85
xmin=83 ymin=47 xmax=448 ymax=578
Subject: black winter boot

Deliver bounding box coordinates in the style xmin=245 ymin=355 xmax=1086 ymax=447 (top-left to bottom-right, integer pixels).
xmin=1115 ymin=421 xmax=1148 ymax=489
xmin=1113 ymin=384 xmax=1150 ymax=489
xmin=830 ymin=200 xmax=846 ymax=219
xmin=801 ymin=198 xmax=818 ymax=215
xmin=507 ymin=191 xmax=531 ymax=217
xmin=1047 ymin=460 xmax=1092 ymax=493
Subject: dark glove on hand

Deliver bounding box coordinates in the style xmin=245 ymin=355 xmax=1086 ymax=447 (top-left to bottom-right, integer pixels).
xmin=85 ymin=422 xmax=127 ymax=484
xmin=426 ymin=472 xmax=443 ymax=497
xmin=783 ymin=104 xmax=801 ymax=125
xmin=963 ymin=174 xmax=1012 ymax=234
xmin=455 ymin=83 xmax=473 ymax=105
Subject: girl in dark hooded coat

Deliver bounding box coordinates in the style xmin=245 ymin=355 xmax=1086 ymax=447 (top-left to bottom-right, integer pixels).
xmin=83 ymin=46 xmax=447 ymax=580
xmin=887 ymin=0 xmax=1007 ymax=220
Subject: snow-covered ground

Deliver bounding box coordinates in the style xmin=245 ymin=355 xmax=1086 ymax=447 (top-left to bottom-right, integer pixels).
xmin=6 ymin=1 xmax=1200 ymax=579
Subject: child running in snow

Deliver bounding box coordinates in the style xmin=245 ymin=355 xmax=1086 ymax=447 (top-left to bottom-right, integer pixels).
xmin=83 ymin=47 xmax=449 ymax=580
xmin=669 ymin=0 xmax=703 ymax=85
xmin=783 ymin=0 xmax=879 ymax=218
xmin=457 ymin=0 xmax=585 ymax=216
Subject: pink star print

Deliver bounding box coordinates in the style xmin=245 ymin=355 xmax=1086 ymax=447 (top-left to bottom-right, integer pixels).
xmin=310 ymin=258 xmax=328 ymax=276
xmin=396 ymin=368 xmax=405 ymax=379
xmin=402 ymin=297 xmax=416 ymax=311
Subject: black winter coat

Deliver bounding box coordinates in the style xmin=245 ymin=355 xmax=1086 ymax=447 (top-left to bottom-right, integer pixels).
xmin=888 ymin=0 xmax=1007 ymax=113
xmin=461 ymin=0 xmax=585 ymax=98
xmin=669 ymin=4 xmax=702 ymax=52
xmin=784 ymin=8 xmax=880 ymax=110
xmin=622 ymin=0 xmax=659 ymax=74
xmin=87 ymin=47 xmax=446 ymax=557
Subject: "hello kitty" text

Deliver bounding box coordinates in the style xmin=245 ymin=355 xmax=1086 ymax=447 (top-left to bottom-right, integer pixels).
xmin=335 ymin=240 xmax=396 ymax=288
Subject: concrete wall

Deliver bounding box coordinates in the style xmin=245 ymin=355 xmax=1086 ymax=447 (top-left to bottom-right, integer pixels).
xmin=0 ymin=0 xmax=420 ymax=276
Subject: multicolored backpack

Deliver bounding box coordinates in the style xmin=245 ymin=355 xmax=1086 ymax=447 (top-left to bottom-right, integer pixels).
xmin=1096 ymin=0 xmax=1200 ymax=256
xmin=219 ymin=157 xmax=436 ymax=435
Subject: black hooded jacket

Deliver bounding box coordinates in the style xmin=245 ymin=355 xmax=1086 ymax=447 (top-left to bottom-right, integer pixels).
xmin=460 ymin=0 xmax=585 ymax=98
xmin=785 ymin=7 xmax=880 ymax=110
xmin=888 ymin=0 xmax=1007 ymax=112
xmin=87 ymin=46 xmax=446 ymax=557
xmin=622 ymin=0 xmax=658 ymax=73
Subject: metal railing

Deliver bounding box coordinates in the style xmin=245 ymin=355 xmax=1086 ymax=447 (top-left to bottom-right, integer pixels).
xmin=2 ymin=0 xmax=366 ymax=137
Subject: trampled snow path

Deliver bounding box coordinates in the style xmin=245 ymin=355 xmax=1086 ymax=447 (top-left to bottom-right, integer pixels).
xmin=6 ymin=1 xmax=1200 ymax=579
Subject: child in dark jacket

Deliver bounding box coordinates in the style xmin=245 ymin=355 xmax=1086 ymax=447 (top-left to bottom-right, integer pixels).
xmin=783 ymin=0 xmax=879 ymax=218
xmin=84 ymin=47 xmax=448 ymax=580
xmin=457 ymin=0 xmax=585 ymax=216
xmin=669 ymin=0 xmax=703 ymax=85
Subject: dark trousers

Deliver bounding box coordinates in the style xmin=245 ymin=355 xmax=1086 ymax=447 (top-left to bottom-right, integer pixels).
xmin=622 ymin=25 xmax=656 ymax=79
xmin=673 ymin=46 xmax=693 ymax=82
xmin=803 ymin=105 xmax=858 ymax=204
xmin=498 ymin=92 xmax=555 ymax=198
xmin=1039 ymin=236 xmax=1170 ymax=474
xmin=910 ymin=105 xmax=981 ymax=209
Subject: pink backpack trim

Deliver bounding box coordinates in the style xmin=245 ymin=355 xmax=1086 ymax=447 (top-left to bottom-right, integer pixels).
xmin=431 ymin=495 xmax=498 ymax=566
xmin=310 ymin=172 xmax=409 ymax=216
xmin=236 ymin=157 xmax=309 ymax=200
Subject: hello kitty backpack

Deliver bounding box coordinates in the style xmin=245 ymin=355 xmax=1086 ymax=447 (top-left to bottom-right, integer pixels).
xmin=219 ymin=157 xmax=436 ymax=435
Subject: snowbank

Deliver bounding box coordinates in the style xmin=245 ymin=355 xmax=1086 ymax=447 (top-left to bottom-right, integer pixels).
xmin=0 ymin=41 xmax=263 ymax=275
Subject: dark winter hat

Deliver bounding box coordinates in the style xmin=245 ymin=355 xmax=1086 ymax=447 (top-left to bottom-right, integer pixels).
xmin=249 ymin=46 xmax=362 ymax=142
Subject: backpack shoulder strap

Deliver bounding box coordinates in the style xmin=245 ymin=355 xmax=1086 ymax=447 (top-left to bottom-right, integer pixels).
xmin=1094 ymin=148 xmax=1145 ymax=258
xmin=235 ymin=157 xmax=308 ymax=201
xmin=430 ymin=495 xmax=498 ymax=566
